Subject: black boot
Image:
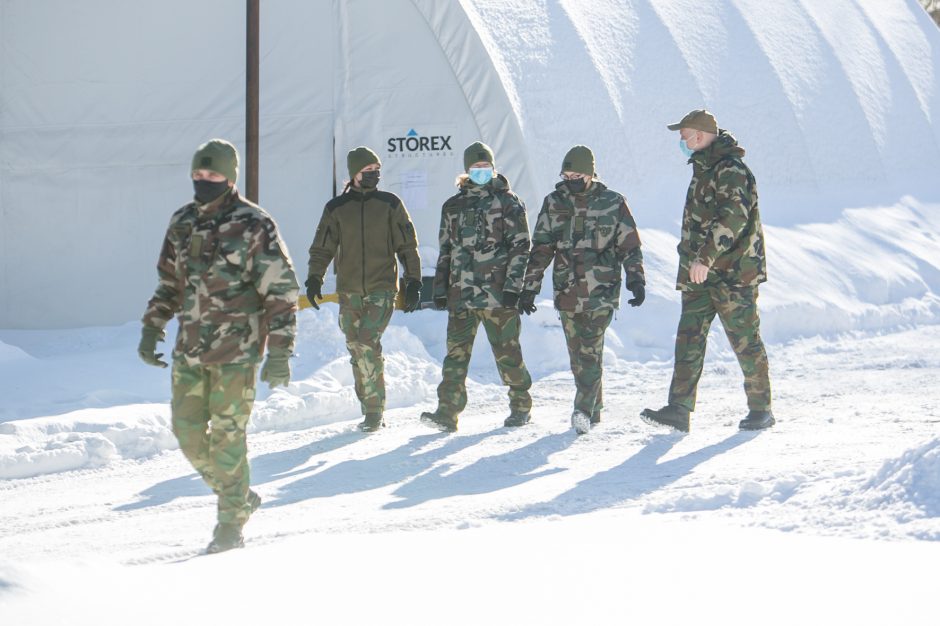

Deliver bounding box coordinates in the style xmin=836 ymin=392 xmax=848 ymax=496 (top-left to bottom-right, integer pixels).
xmin=358 ymin=412 xmax=385 ymax=432
xmin=420 ymin=410 xmax=457 ymax=432
xmin=206 ymin=523 xmax=244 ymax=554
xmin=248 ymin=489 xmax=261 ymax=515
xmin=503 ymin=410 xmax=531 ymax=427
xmin=739 ymin=409 xmax=775 ymax=431
xmin=590 ymin=409 xmax=602 ymax=425
xmin=640 ymin=405 xmax=691 ymax=433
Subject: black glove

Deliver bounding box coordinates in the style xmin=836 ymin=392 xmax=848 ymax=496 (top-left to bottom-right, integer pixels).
xmin=434 ymin=296 xmax=448 ymax=311
xmin=518 ymin=290 xmax=537 ymax=315
xmin=627 ymin=281 xmax=645 ymax=307
xmin=501 ymin=291 xmax=519 ymax=309
xmin=305 ymin=276 xmax=322 ymax=310
xmin=403 ymin=280 xmax=422 ymax=313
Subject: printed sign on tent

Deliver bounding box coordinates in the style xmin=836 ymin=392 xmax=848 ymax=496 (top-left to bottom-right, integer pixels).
xmin=383 ymin=127 xmax=456 ymax=160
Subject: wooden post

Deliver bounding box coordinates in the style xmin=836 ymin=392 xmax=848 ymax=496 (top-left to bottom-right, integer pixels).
xmin=246 ymin=0 xmax=260 ymax=202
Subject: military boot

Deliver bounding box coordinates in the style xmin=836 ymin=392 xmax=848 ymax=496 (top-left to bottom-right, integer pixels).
xmin=503 ymin=410 xmax=531 ymax=428
xmin=420 ymin=410 xmax=457 ymax=433
xmin=206 ymin=523 xmax=244 ymax=554
xmin=739 ymin=409 xmax=775 ymax=431
xmin=248 ymin=489 xmax=262 ymax=515
xmin=590 ymin=409 xmax=602 ymax=425
xmin=571 ymin=410 xmax=591 ymax=435
xmin=640 ymin=405 xmax=691 ymax=433
xmin=358 ymin=412 xmax=385 ymax=433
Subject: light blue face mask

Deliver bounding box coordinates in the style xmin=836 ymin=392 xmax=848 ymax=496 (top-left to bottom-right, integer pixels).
xmin=679 ymin=138 xmax=695 ymax=158
xmin=468 ymin=167 xmax=494 ymax=186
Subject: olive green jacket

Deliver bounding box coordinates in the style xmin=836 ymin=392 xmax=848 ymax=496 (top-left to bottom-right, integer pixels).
xmin=307 ymin=188 xmax=421 ymax=294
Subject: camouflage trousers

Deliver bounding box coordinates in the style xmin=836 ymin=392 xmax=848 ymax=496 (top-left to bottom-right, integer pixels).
xmin=436 ymin=308 xmax=532 ymax=420
xmin=560 ymin=309 xmax=613 ymax=417
xmin=339 ymin=291 xmax=394 ymax=415
xmin=668 ymin=284 xmax=772 ymax=412
xmin=171 ymin=361 xmax=256 ymax=526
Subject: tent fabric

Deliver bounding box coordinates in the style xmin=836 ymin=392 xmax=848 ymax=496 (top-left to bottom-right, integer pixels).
xmin=2 ymin=0 xmax=940 ymax=329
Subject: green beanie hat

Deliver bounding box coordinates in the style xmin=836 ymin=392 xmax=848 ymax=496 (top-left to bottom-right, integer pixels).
xmin=191 ymin=139 xmax=239 ymax=182
xmin=561 ymin=145 xmax=595 ymax=176
xmin=464 ymin=141 xmax=495 ymax=172
xmin=347 ymin=146 xmax=381 ymax=180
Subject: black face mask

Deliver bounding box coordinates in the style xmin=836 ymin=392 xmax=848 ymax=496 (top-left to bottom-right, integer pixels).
xmin=193 ymin=179 xmax=230 ymax=204
xmin=359 ymin=170 xmax=381 ymax=189
xmin=564 ymin=178 xmax=587 ymax=194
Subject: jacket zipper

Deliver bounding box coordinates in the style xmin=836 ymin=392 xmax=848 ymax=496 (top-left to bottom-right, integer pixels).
xmin=361 ymin=195 xmax=366 ymax=294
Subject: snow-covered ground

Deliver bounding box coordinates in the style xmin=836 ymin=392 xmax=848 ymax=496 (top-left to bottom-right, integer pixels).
xmin=1 ymin=311 xmax=938 ymax=623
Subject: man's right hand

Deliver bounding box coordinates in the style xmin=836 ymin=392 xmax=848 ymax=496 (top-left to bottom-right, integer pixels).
xmin=138 ymin=325 xmax=168 ymax=368
xmin=518 ymin=290 xmax=538 ymax=315
xmin=305 ymin=277 xmax=322 ymax=310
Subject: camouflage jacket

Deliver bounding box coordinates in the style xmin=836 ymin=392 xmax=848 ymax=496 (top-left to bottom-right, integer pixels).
xmin=308 ymin=188 xmax=420 ymax=295
xmin=677 ymin=130 xmax=767 ymax=290
xmin=142 ymin=188 xmax=299 ymax=365
xmin=432 ymin=174 xmax=530 ymax=311
xmin=523 ymin=181 xmax=644 ymax=312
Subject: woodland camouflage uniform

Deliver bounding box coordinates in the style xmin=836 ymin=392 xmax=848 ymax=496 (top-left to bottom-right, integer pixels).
xmin=523 ymin=169 xmax=645 ymax=423
xmin=141 ymin=147 xmax=298 ymax=542
xmin=669 ymin=128 xmax=771 ymax=415
xmin=429 ymin=170 xmax=533 ymax=427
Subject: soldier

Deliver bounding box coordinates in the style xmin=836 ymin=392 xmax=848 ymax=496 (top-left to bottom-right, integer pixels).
xmin=306 ymin=146 xmax=422 ymax=433
xmin=641 ymin=109 xmax=774 ymax=433
xmin=420 ymin=141 xmax=532 ymax=432
xmin=519 ymin=146 xmax=645 ymax=435
xmin=138 ymin=138 xmax=298 ymax=553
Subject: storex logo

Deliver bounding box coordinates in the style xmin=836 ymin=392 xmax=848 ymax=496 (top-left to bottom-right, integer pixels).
xmin=386 ymin=129 xmax=453 ymax=154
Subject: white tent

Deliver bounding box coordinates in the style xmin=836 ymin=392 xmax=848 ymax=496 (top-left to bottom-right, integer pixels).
xmin=2 ymin=0 xmax=940 ymax=329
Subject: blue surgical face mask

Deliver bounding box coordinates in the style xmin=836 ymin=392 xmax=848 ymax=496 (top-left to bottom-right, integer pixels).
xmin=679 ymin=138 xmax=695 ymax=158
xmin=468 ymin=167 xmax=494 ymax=186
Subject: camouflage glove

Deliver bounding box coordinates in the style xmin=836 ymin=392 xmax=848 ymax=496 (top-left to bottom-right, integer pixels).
xmin=627 ymin=281 xmax=645 ymax=307
xmin=518 ymin=290 xmax=537 ymax=315
xmin=403 ymin=280 xmax=422 ymax=313
xmin=434 ymin=296 xmax=448 ymax=311
xmin=138 ymin=325 xmax=168 ymax=368
xmin=260 ymin=347 xmax=291 ymax=389
xmin=305 ymin=276 xmax=322 ymax=310
xmin=502 ymin=291 xmax=519 ymax=309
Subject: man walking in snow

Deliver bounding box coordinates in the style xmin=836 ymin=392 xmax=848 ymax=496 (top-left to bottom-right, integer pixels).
xmin=306 ymin=146 xmax=422 ymax=432
xmin=420 ymin=141 xmax=533 ymax=432
xmin=642 ymin=110 xmax=774 ymax=433
xmin=138 ymin=138 xmax=299 ymax=553
xmin=519 ymin=145 xmax=645 ymax=435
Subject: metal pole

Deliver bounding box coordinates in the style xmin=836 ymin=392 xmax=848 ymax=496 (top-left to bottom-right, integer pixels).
xmin=246 ymin=0 xmax=260 ymax=202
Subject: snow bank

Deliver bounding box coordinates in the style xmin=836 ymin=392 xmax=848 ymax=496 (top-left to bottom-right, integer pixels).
xmin=0 ymin=406 xmax=175 ymax=480
xmin=861 ymin=437 xmax=940 ymax=522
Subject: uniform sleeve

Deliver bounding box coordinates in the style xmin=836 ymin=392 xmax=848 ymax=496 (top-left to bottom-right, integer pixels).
xmin=141 ymin=220 xmax=183 ymax=330
xmin=522 ymin=197 xmax=556 ymax=293
xmin=306 ymin=205 xmax=340 ymax=284
xmin=694 ymin=162 xmax=752 ymax=268
xmin=253 ymin=219 xmax=299 ymax=356
xmin=616 ymin=198 xmax=645 ymax=287
xmin=502 ymin=195 xmax=531 ymax=294
xmin=432 ymin=202 xmax=453 ymax=299
xmin=391 ymin=200 xmax=422 ymax=285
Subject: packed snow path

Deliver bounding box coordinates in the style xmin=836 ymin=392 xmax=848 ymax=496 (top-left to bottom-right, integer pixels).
xmin=2 ymin=327 xmax=938 ymax=568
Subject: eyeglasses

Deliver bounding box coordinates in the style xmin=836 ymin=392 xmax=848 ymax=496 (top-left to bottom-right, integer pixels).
xmin=560 ymin=173 xmax=586 ymax=181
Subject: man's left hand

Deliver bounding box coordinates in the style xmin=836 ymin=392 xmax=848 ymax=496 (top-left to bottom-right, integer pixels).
xmin=689 ymin=261 xmax=709 ymax=284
